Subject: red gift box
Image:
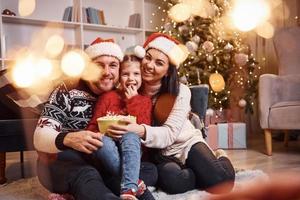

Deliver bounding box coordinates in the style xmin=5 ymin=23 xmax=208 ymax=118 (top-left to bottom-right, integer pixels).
xmin=205 ymin=123 xmax=247 ymax=150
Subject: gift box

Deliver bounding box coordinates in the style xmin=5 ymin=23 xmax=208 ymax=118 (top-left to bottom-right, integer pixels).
xmin=206 ymin=124 xmax=219 ymax=150
xmin=218 ymin=123 xmax=246 ymax=149
xmin=205 ymin=123 xmax=246 ymax=150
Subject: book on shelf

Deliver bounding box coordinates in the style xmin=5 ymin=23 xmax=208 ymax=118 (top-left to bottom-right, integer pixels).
xmin=98 ymin=10 xmax=106 ymax=25
xmin=82 ymin=7 xmax=87 ymax=23
xmin=86 ymin=7 xmax=106 ymax=25
xmin=62 ymin=3 xmax=81 ymax=22
xmin=86 ymin=7 xmax=97 ymax=24
xmin=62 ymin=6 xmax=72 ymax=22
xmin=128 ymin=13 xmax=141 ymax=28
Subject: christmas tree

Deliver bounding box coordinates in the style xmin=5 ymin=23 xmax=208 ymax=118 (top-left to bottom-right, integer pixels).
xmin=152 ymin=0 xmax=261 ymax=114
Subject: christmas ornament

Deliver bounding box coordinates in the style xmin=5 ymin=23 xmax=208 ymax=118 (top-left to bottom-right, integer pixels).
xmin=185 ymin=41 xmax=198 ymax=53
xmin=191 ymin=35 xmax=200 ymax=44
xmin=224 ymin=43 xmax=233 ymax=51
xmin=206 ymin=108 xmax=214 ymax=116
xmin=202 ymin=41 xmax=214 ymax=53
xmin=238 ymin=99 xmax=247 ymax=107
xmin=234 ymin=53 xmax=248 ymax=66
xmin=178 ymin=25 xmax=189 ymax=35
xmin=168 ymin=3 xmax=192 ymax=23
xmin=163 ymin=22 xmax=173 ymax=32
xmin=206 ymin=54 xmax=214 ymax=62
xmin=209 ymin=72 xmax=225 ymax=92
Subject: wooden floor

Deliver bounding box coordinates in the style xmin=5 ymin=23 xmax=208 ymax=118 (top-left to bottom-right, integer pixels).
xmin=4 ymin=132 xmax=300 ymax=182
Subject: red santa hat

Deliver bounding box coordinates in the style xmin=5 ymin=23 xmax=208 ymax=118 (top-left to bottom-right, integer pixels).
xmin=143 ymin=33 xmax=187 ymax=67
xmin=85 ymin=37 xmax=124 ymax=61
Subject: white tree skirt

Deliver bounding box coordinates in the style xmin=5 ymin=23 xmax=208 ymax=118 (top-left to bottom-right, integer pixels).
xmin=0 ymin=170 xmax=268 ymax=200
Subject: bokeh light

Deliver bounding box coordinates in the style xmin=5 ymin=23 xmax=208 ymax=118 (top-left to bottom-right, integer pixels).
xmin=18 ymin=0 xmax=36 ymax=17
xmin=255 ymin=21 xmax=274 ymax=39
xmin=182 ymin=0 xmax=215 ymax=18
xmin=82 ymin=62 xmax=102 ymax=82
xmin=45 ymin=35 xmax=65 ymax=58
xmin=231 ymin=0 xmax=270 ymax=32
xmin=168 ymin=3 xmax=192 ymax=22
xmin=36 ymin=58 xmax=53 ymax=78
xmin=12 ymin=55 xmax=36 ymax=88
xmin=61 ymin=51 xmax=86 ymax=77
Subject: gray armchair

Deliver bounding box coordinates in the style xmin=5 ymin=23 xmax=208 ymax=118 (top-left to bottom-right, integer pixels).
xmin=259 ymin=27 xmax=300 ymax=156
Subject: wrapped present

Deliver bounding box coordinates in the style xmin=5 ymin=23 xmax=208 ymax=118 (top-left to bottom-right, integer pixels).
xmin=218 ymin=123 xmax=246 ymax=149
xmin=205 ymin=124 xmax=218 ymax=150
xmin=205 ymin=123 xmax=246 ymax=150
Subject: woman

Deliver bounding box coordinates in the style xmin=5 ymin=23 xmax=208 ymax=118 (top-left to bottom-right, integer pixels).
xmin=108 ymin=33 xmax=235 ymax=194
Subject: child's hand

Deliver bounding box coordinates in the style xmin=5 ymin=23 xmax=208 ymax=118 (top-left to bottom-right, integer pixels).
xmin=125 ymin=85 xmax=138 ymax=99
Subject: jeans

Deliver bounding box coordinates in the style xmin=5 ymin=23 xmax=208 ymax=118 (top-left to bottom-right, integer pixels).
xmin=94 ymin=132 xmax=141 ymax=193
xmin=37 ymin=150 xmax=121 ymax=200
xmin=157 ymin=142 xmax=235 ymax=194
xmin=37 ymin=148 xmax=157 ymax=200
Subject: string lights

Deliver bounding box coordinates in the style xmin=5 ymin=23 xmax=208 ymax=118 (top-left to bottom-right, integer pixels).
xmin=148 ymin=0 xmax=269 ymax=113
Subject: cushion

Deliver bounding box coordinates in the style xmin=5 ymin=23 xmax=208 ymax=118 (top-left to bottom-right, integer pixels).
xmin=273 ymin=27 xmax=300 ymax=76
xmin=269 ymin=101 xmax=300 ymax=129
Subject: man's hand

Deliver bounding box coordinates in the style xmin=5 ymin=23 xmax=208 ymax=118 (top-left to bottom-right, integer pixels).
xmin=63 ymin=130 xmax=103 ymax=154
xmin=125 ymin=85 xmax=138 ymax=100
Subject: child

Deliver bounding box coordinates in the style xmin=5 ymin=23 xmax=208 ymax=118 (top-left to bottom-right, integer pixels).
xmin=86 ymin=47 xmax=153 ymax=200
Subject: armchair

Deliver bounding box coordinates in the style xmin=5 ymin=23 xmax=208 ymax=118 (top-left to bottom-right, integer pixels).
xmin=259 ymin=27 xmax=300 ymax=156
xmin=0 ymin=70 xmax=40 ymax=184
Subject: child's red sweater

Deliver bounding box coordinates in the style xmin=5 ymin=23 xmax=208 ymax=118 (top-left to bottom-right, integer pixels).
xmin=86 ymin=90 xmax=152 ymax=132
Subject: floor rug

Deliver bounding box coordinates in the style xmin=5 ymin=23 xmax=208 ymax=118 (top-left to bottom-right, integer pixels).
xmin=0 ymin=170 xmax=268 ymax=200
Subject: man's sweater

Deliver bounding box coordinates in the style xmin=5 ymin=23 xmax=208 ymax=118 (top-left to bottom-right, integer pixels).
xmin=34 ymin=81 xmax=97 ymax=153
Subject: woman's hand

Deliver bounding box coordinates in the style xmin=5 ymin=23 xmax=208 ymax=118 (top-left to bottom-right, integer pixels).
xmin=63 ymin=130 xmax=103 ymax=154
xmin=107 ymin=118 xmax=146 ymax=139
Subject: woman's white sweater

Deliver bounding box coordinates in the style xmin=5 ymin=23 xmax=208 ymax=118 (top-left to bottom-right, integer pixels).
xmin=142 ymin=83 xmax=211 ymax=164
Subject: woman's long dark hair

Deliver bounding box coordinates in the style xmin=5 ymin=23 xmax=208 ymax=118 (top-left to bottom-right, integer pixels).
xmin=159 ymin=63 xmax=179 ymax=97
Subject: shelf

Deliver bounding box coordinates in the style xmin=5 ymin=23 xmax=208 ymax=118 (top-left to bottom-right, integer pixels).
xmin=83 ymin=23 xmax=143 ymax=34
xmin=145 ymin=28 xmax=157 ymax=33
xmin=0 ymin=58 xmax=13 ymax=61
xmin=2 ymin=15 xmax=81 ymax=28
xmin=0 ymin=0 xmax=163 ymax=71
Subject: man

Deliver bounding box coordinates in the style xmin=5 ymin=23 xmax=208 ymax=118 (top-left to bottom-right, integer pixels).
xmin=34 ymin=38 xmax=157 ymax=200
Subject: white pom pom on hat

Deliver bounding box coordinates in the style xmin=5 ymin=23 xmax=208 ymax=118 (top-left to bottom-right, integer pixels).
xmin=85 ymin=37 xmax=124 ymax=61
xmin=125 ymin=45 xmax=146 ymax=58
xmin=143 ymin=32 xmax=188 ymax=68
